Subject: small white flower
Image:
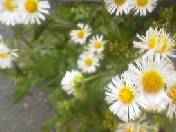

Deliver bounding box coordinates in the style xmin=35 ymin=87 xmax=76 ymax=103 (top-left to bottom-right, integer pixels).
xmin=0 ymin=0 xmax=21 ymax=26
xmin=157 ymin=28 xmax=176 ymax=57
xmin=20 ymin=0 xmax=50 ymax=24
xmin=131 ymin=0 xmax=157 ymax=16
xmin=127 ymin=54 xmax=175 ymax=111
xmin=134 ymin=27 xmax=159 ymax=52
xmin=134 ymin=27 xmax=176 ymax=58
xmin=61 ymin=70 xmax=83 ymax=95
xmin=70 ymin=23 xmax=91 ymax=45
xmin=0 ymin=36 xmax=18 ymax=69
xmin=105 ymin=72 xmax=146 ymax=122
xmin=87 ymin=35 xmax=106 ymax=59
xmin=77 ymin=51 xmax=99 ymax=73
xmin=104 ymin=0 xmax=131 ymax=16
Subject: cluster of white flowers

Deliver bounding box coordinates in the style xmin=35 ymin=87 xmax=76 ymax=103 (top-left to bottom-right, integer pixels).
xmin=134 ymin=27 xmax=176 ymax=57
xmin=0 ymin=36 xmax=18 ymax=69
xmin=105 ymin=0 xmax=157 ymax=16
xmin=0 ymin=0 xmax=50 ymax=26
xmin=61 ymin=23 xmax=107 ymax=95
xmin=105 ymin=27 xmax=176 ymax=123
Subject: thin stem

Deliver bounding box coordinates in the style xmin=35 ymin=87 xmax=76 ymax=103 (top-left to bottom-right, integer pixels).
xmin=83 ymin=70 xmax=113 ymax=82
xmin=21 ymin=36 xmax=33 ymax=48
xmin=11 ymin=26 xmax=33 ymax=48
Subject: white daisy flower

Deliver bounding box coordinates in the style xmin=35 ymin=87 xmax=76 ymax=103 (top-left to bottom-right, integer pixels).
xmin=157 ymin=28 xmax=176 ymax=57
xmin=105 ymin=72 xmax=146 ymax=122
xmin=134 ymin=27 xmax=176 ymax=58
xmin=116 ymin=119 xmax=158 ymax=132
xmin=134 ymin=27 xmax=159 ymax=52
xmin=20 ymin=0 xmax=50 ymax=24
xmin=165 ymin=84 xmax=176 ymax=118
xmin=127 ymin=54 xmax=175 ymax=111
xmin=61 ymin=70 xmax=84 ymax=95
xmin=104 ymin=0 xmax=131 ymax=16
xmin=117 ymin=123 xmax=141 ymax=132
xmin=131 ymin=0 xmax=157 ymax=16
xmin=0 ymin=36 xmax=18 ymax=69
xmin=70 ymin=23 xmax=91 ymax=45
xmin=0 ymin=0 xmax=21 ymax=26
xmin=77 ymin=51 xmax=99 ymax=73
xmin=87 ymin=35 xmax=106 ymax=59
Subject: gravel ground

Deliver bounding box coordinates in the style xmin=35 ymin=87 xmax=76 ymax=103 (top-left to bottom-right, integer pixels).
xmin=0 ymin=1 xmax=60 ymax=131
xmin=0 ymin=75 xmax=55 ymax=132
xmin=0 ymin=18 xmax=55 ymax=132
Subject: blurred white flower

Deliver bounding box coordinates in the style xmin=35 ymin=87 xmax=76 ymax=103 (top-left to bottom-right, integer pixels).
xmin=19 ymin=0 xmax=50 ymax=24
xmin=104 ymin=0 xmax=131 ymax=16
xmin=0 ymin=36 xmax=18 ymax=69
xmin=87 ymin=35 xmax=106 ymax=59
xmin=157 ymin=28 xmax=176 ymax=57
xmin=134 ymin=27 xmax=159 ymax=52
xmin=0 ymin=0 xmax=21 ymax=26
xmin=131 ymin=0 xmax=157 ymax=16
xmin=116 ymin=118 xmax=158 ymax=132
xmin=61 ymin=70 xmax=84 ymax=95
xmin=70 ymin=23 xmax=91 ymax=45
xmin=77 ymin=51 xmax=99 ymax=73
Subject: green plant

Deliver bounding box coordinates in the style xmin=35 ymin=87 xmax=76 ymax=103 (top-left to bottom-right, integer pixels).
xmin=6 ymin=1 xmax=176 ymax=132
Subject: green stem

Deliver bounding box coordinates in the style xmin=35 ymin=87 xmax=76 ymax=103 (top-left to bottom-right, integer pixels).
xmin=83 ymin=70 xmax=113 ymax=82
xmin=21 ymin=36 xmax=33 ymax=48
xmin=11 ymin=26 xmax=33 ymax=48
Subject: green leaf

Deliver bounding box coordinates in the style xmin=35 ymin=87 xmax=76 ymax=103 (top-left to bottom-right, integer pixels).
xmin=13 ymin=74 xmax=39 ymax=103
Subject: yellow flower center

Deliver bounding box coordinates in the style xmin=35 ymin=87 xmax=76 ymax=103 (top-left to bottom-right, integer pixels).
xmin=157 ymin=37 xmax=170 ymax=53
xmin=125 ymin=128 xmax=134 ymax=132
xmin=137 ymin=0 xmax=149 ymax=7
xmin=115 ymin=0 xmax=126 ymax=6
xmin=167 ymin=84 xmax=176 ymax=103
xmin=77 ymin=30 xmax=86 ymax=39
xmin=4 ymin=0 xmax=16 ymax=12
xmin=148 ymin=36 xmax=157 ymax=49
xmin=25 ymin=0 xmax=39 ymax=13
xmin=119 ymin=87 xmax=135 ymax=104
xmin=141 ymin=70 xmax=165 ymax=94
xmin=85 ymin=58 xmax=93 ymax=66
xmin=95 ymin=41 xmax=103 ymax=49
xmin=149 ymin=36 xmax=170 ymax=53
xmin=159 ymin=41 xmax=169 ymax=53
xmin=0 ymin=53 xmax=10 ymax=58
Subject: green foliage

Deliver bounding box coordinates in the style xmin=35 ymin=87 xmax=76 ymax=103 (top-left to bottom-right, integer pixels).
xmin=7 ymin=2 xmax=176 ymax=132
